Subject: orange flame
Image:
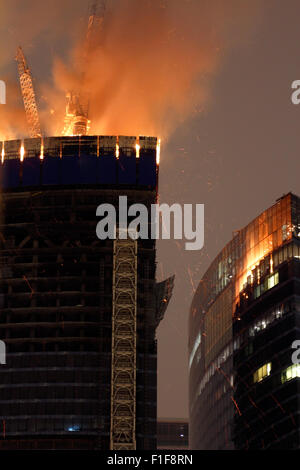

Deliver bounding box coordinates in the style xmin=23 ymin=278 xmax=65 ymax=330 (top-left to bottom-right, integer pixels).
xmin=40 ymin=139 xmax=44 ymax=160
xmin=135 ymin=143 xmax=140 ymax=159
xmin=156 ymin=139 xmax=161 ymax=165
xmin=20 ymin=142 xmax=25 ymax=162
xmin=1 ymin=143 xmax=4 ymax=164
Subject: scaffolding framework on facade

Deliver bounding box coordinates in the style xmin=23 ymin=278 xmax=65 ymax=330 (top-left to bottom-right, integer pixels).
xmin=110 ymin=231 xmax=137 ymax=450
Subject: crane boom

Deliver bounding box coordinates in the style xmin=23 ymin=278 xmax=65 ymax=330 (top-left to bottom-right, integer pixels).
xmin=86 ymin=0 xmax=106 ymax=54
xmin=62 ymin=1 xmax=106 ymax=136
xmin=16 ymin=47 xmax=41 ymax=138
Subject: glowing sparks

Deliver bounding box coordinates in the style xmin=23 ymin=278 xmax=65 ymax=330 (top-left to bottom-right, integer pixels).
xmin=116 ymin=143 xmax=119 ymax=159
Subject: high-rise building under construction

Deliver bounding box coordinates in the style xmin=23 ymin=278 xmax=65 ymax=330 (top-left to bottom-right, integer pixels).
xmin=0 ymin=135 xmax=173 ymax=450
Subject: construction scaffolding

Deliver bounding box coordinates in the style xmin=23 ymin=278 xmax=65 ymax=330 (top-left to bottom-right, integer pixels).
xmin=110 ymin=230 xmax=137 ymax=450
xmin=0 ymin=135 xmax=166 ymax=450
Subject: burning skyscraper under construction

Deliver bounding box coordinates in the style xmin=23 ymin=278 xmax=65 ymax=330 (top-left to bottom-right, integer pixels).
xmin=0 ymin=1 xmax=174 ymax=451
xmin=0 ymin=135 xmax=174 ymax=450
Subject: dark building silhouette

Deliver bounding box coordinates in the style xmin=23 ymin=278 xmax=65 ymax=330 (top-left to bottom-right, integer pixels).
xmin=0 ymin=135 xmax=173 ymax=450
xmin=157 ymin=419 xmax=189 ymax=449
xmin=189 ymin=193 xmax=300 ymax=449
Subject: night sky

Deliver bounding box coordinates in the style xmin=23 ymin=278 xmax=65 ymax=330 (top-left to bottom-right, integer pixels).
xmin=1 ymin=0 xmax=300 ymax=420
xmin=156 ymin=0 xmax=300 ymax=418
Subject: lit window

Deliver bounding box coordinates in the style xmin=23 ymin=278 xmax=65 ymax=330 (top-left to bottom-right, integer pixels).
xmin=267 ymin=272 xmax=279 ymax=290
xmin=281 ymin=364 xmax=300 ymax=384
xmin=253 ymin=362 xmax=271 ymax=383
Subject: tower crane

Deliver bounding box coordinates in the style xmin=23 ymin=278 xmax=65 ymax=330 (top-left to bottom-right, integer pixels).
xmin=62 ymin=0 xmax=106 ymax=136
xmin=15 ymin=46 xmax=42 ymax=138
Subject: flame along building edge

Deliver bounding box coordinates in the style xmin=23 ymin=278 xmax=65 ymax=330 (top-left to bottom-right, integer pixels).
xmin=0 ymin=135 xmax=174 ymax=450
xmin=189 ymin=193 xmax=300 ymax=449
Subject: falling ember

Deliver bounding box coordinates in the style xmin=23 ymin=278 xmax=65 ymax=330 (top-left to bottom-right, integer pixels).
xmin=156 ymin=139 xmax=161 ymax=165
xmin=20 ymin=142 xmax=25 ymax=162
xmin=116 ymin=143 xmax=119 ymax=159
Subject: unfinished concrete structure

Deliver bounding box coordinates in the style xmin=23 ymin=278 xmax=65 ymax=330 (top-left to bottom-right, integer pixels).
xmin=0 ymin=135 xmax=173 ymax=450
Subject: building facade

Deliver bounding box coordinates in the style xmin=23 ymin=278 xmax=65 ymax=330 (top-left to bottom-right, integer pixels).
xmin=0 ymin=135 xmax=173 ymax=450
xmin=189 ymin=193 xmax=300 ymax=449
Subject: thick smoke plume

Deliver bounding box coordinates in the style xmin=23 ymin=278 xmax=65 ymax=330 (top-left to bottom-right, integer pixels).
xmin=0 ymin=0 xmax=261 ymax=141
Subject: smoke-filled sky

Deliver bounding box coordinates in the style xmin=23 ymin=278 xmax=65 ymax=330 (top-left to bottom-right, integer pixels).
xmin=1 ymin=0 xmax=300 ymax=420
xmin=0 ymin=0 xmax=261 ymax=140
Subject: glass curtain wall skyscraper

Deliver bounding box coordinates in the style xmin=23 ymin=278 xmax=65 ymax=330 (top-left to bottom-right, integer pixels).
xmin=189 ymin=193 xmax=300 ymax=449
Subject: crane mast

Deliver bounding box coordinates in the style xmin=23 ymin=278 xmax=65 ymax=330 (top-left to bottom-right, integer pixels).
xmin=15 ymin=46 xmax=41 ymax=138
xmin=62 ymin=0 xmax=106 ymax=136
xmin=86 ymin=0 xmax=106 ymax=53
